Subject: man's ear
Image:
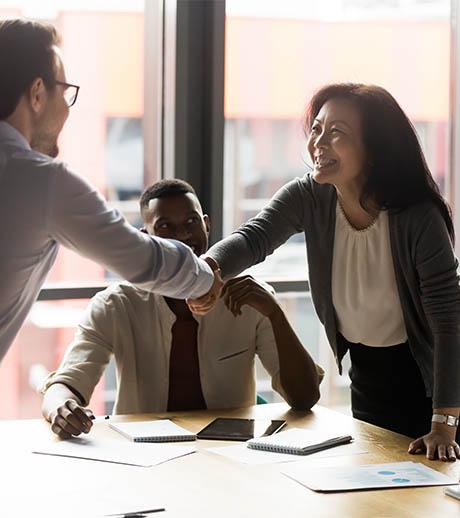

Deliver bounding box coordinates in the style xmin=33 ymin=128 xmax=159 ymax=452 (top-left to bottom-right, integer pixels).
xmin=203 ymin=214 xmax=211 ymax=234
xmin=28 ymin=78 xmax=47 ymax=115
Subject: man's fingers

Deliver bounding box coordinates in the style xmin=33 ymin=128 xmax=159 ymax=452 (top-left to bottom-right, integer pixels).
xmin=188 ymin=301 xmax=214 ymax=315
xmin=222 ymin=276 xmax=252 ymax=296
xmin=66 ymin=400 xmax=93 ymax=431
xmin=224 ymin=285 xmax=253 ymax=314
xmin=59 ymin=407 xmax=88 ymax=434
xmin=52 ymin=415 xmax=81 ymax=436
xmin=230 ymin=292 xmax=256 ymax=316
xmin=187 ymin=269 xmax=224 ymax=315
xmin=50 ymin=422 xmax=72 ymax=440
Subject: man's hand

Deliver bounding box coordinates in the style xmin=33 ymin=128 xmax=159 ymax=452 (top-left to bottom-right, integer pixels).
xmin=408 ymin=428 xmax=460 ymax=461
xmin=187 ymin=257 xmax=223 ymax=315
xmin=222 ymin=275 xmax=280 ymax=318
xmin=48 ymin=399 xmax=94 ymax=440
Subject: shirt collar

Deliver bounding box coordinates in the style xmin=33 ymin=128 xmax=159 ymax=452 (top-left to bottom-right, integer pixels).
xmin=0 ymin=121 xmax=31 ymax=151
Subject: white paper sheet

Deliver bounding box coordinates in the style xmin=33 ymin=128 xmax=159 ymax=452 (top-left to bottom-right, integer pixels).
xmin=282 ymin=461 xmax=457 ymax=492
xmin=206 ymin=441 xmax=368 ymax=465
xmin=32 ymin=436 xmax=195 ymax=467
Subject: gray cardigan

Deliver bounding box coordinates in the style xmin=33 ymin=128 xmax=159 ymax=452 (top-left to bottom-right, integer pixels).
xmin=208 ymin=174 xmax=460 ymax=408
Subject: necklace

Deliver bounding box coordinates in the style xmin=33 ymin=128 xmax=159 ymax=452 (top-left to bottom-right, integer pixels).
xmin=337 ymin=199 xmax=379 ymax=233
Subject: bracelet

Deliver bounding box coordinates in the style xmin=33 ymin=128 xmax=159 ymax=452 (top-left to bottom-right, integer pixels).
xmin=432 ymin=413 xmax=459 ymax=427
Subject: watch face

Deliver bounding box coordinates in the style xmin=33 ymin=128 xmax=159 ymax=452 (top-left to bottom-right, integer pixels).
xmin=446 ymin=415 xmax=458 ymax=426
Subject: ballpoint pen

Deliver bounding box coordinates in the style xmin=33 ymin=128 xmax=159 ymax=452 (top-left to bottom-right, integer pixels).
xmin=105 ymin=508 xmax=165 ymax=517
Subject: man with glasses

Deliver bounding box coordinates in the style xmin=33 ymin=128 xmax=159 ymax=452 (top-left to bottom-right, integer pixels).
xmin=0 ymin=18 xmax=222 ymax=363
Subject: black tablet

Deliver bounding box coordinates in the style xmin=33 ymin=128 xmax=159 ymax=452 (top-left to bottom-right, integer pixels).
xmin=196 ymin=417 xmax=287 ymax=441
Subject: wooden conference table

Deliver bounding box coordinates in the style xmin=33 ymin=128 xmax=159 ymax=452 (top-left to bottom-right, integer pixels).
xmin=1 ymin=403 xmax=459 ymax=517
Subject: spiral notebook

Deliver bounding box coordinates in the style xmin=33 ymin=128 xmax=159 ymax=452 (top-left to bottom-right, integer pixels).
xmin=246 ymin=427 xmax=353 ymax=455
xmin=109 ymin=419 xmax=196 ymax=443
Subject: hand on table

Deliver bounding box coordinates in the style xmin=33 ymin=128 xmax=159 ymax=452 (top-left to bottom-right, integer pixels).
xmin=408 ymin=429 xmax=460 ymax=462
xmin=222 ymin=275 xmax=280 ymax=318
xmin=49 ymin=399 xmax=94 ymax=440
xmin=187 ymin=256 xmax=223 ymax=315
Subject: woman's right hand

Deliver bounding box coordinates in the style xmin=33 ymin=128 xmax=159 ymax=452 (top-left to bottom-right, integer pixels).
xmin=49 ymin=399 xmax=94 ymax=439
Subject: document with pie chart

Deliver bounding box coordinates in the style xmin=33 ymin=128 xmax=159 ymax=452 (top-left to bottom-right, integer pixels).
xmin=281 ymin=461 xmax=456 ymax=492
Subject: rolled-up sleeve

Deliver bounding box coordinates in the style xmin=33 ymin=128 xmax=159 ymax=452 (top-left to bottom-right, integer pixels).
xmin=47 ymin=165 xmax=213 ymax=299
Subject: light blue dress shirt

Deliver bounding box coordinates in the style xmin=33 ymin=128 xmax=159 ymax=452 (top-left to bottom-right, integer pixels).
xmin=0 ymin=121 xmax=213 ymax=362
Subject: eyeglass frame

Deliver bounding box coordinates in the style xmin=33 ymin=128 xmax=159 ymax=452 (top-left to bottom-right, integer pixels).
xmin=54 ymin=80 xmax=80 ymax=107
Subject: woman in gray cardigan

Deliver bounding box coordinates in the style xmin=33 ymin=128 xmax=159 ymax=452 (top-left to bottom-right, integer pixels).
xmin=189 ymin=83 xmax=460 ymax=462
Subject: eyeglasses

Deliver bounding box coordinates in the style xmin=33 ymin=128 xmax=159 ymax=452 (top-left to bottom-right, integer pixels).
xmin=54 ymin=80 xmax=80 ymax=107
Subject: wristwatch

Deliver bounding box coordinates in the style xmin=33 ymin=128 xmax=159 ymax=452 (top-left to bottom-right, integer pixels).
xmin=432 ymin=414 xmax=459 ymax=427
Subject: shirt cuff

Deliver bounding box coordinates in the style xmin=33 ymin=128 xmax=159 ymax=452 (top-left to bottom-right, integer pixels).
xmin=187 ymin=257 xmax=214 ymax=298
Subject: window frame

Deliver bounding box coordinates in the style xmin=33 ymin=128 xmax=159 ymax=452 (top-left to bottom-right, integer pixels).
xmin=38 ymin=0 xmax=458 ymax=300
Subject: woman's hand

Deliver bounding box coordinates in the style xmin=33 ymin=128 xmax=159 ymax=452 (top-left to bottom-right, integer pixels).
xmin=408 ymin=429 xmax=460 ymax=461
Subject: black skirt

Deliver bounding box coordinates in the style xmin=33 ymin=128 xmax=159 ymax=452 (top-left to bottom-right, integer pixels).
xmin=343 ymin=335 xmax=459 ymax=441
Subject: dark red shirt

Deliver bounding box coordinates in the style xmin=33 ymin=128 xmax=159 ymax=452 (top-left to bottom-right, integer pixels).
xmin=166 ymin=298 xmax=206 ymax=411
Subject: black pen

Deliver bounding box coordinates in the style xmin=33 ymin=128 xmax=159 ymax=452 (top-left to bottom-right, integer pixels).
xmin=90 ymin=414 xmax=111 ymax=421
xmin=105 ymin=508 xmax=165 ymax=517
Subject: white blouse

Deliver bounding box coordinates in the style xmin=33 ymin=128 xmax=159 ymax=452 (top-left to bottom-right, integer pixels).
xmin=332 ymin=201 xmax=408 ymax=347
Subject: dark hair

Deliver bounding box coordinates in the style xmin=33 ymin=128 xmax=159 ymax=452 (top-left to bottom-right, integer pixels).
xmin=0 ymin=18 xmax=60 ymax=119
xmin=304 ymin=83 xmax=454 ymax=244
xmin=140 ymin=179 xmax=198 ymax=215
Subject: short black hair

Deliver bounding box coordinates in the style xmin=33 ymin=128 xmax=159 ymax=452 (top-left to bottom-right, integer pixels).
xmin=0 ymin=18 xmax=60 ymax=119
xmin=140 ymin=179 xmax=198 ymax=215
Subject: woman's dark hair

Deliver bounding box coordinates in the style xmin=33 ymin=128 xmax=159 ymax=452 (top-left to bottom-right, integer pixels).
xmin=304 ymin=83 xmax=454 ymax=243
xmin=0 ymin=18 xmax=60 ymax=119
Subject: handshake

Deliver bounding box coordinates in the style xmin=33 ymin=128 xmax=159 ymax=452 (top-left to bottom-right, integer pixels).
xmin=188 ymin=256 xmax=280 ymax=320
xmin=187 ymin=256 xmax=223 ymax=315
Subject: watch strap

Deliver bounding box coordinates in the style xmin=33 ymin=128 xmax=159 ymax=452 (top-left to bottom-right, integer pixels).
xmin=432 ymin=413 xmax=459 ymax=427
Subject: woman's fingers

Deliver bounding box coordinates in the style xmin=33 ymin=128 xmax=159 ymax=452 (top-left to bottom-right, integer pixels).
xmin=425 ymin=441 xmax=437 ymax=460
xmin=438 ymin=444 xmax=447 ymax=462
xmin=454 ymin=443 xmax=460 ymax=459
xmin=408 ymin=437 xmax=424 ymax=454
xmin=447 ymin=445 xmax=457 ymax=462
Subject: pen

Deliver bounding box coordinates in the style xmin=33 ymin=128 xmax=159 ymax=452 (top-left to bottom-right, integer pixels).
xmin=90 ymin=414 xmax=111 ymax=421
xmin=105 ymin=508 xmax=165 ymax=517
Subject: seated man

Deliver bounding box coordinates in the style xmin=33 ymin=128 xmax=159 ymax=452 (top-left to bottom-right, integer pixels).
xmin=41 ymin=180 xmax=323 ymax=438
